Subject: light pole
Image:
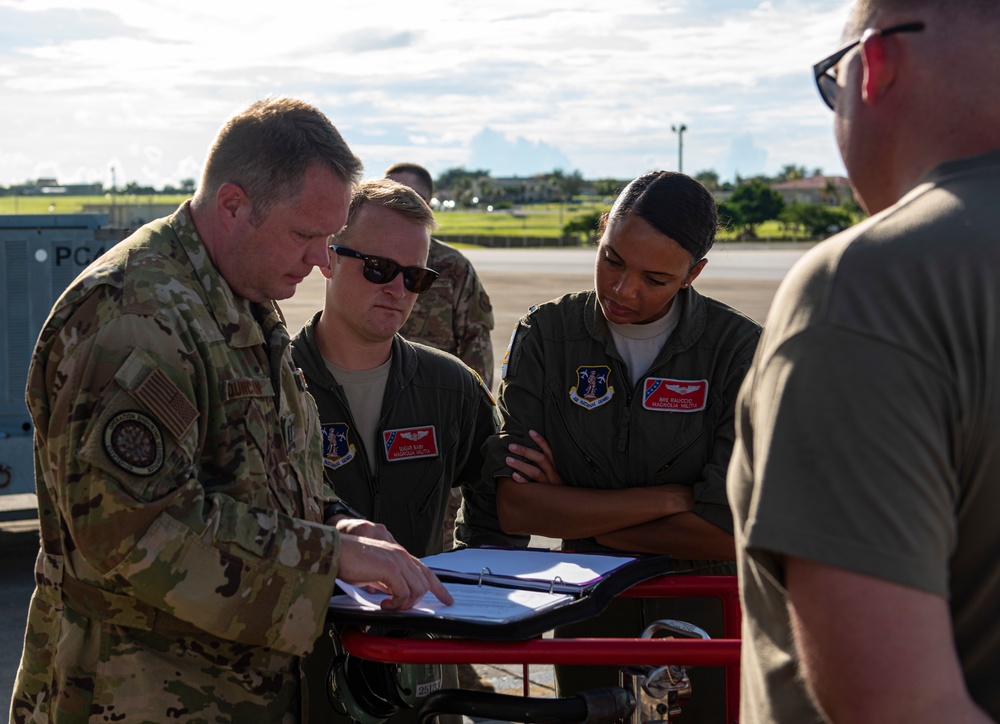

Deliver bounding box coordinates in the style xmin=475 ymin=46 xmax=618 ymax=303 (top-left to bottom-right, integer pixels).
xmin=110 ymin=166 xmax=117 ymax=223
xmin=671 ymin=124 xmax=687 ymax=173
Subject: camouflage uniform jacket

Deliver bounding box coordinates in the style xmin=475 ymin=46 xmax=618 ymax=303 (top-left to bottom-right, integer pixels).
xmin=290 ymin=314 xmax=526 ymax=557
xmin=11 ymin=203 xmax=341 ymax=723
xmin=400 ymin=239 xmax=495 ymax=388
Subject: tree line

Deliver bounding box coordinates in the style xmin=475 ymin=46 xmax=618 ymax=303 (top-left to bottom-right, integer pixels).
xmin=430 ymin=163 xmax=864 ymax=242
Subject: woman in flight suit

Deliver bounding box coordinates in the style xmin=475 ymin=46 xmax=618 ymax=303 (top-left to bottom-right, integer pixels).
xmin=481 ymin=171 xmax=761 ymax=722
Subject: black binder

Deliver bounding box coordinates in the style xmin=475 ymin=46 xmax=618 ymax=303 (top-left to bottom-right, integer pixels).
xmin=327 ymin=547 xmax=673 ymax=640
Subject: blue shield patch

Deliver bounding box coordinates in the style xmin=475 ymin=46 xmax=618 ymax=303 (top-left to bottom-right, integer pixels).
xmin=322 ymin=422 xmax=357 ymax=470
xmin=569 ymin=365 xmax=614 ymax=409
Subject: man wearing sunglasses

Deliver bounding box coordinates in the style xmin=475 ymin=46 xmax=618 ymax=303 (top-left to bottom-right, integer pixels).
xmin=730 ymin=1 xmax=1000 ymax=722
xmin=291 ymin=179 xmax=524 ymax=722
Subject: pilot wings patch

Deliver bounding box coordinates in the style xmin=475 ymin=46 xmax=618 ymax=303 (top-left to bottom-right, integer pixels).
xmin=383 ymin=425 xmax=439 ymax=462
xmin=642 ymin=378 xmax=708 ymax=412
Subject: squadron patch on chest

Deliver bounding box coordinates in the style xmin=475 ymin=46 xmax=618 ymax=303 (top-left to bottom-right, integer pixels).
xmin=322 ymin=423 xmax=357 ymax=470
xmin=103 ymin=411 xmax=164 ymax=476
xmin=642 ymin=378 xmax=708 ymax=412
xmin=383 ymin=425 xmax=439 ymax=462
xmin=569 ymin=365 xmax=614 ymax=409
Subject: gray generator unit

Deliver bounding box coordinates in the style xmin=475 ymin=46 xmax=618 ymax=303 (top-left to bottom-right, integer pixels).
xmin=1 ymin=214 xmax=126 ymax=516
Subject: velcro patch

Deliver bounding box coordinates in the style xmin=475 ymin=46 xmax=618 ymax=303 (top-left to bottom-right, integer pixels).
xmin=221 ymin=377 xmax=274 ymax=401
xmin=383 ymin=426 xmax=439 ymax=462
xmin=642 ymin=378 xmax=708 ymax=412
xmin=479 ymin=290 xmax=493 ymax=313
xmin=133 ymin=367 xmax=198 ymax=440
xmin=322 ymin=423 xmax=357 ymax=470
xmin=104 ymin=411 xmax=164 ymax=476
xmin=569 ymin=365 xmax=614 ymax=410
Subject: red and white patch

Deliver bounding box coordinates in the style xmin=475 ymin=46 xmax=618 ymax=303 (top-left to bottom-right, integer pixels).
xmin=383 ymin=425 xmax=439 ymax=462
xmin=642 ymin=378 xmax=708 ymax=412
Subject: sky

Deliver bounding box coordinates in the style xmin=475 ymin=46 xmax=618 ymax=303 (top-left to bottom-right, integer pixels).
xmin=0 ymin=0 xmax=855 ymax=190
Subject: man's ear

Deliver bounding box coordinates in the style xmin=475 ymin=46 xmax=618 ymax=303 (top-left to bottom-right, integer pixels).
xmin=859 ymin=30 xmax=895 ymax=105
xmin=216 ymin=182 xmax=248 ymax=231
xmin=319 ymin=254 xmax=335 ymax=279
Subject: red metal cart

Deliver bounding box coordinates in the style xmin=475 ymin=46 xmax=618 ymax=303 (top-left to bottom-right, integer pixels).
xmin=338 ymin=574 xmax=742 ymax=723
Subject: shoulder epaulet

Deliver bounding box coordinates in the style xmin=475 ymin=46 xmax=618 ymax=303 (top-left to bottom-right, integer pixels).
xmin=469 ymin=367 xmax=496 ymax=406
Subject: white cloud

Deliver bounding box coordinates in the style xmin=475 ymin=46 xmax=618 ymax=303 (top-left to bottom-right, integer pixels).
xmin=0 ymin=0 xmax=854 ymax=187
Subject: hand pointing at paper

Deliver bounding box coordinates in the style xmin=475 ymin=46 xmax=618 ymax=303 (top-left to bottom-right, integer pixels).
xmin=338 ymin=534 xmax=454 ymax=610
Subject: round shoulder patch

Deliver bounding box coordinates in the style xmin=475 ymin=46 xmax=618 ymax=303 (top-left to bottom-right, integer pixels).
xmin=104 ymin=411 xmax=164 ymax=476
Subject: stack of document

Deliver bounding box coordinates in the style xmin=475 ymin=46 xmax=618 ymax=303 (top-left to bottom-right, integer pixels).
xmin=330 ymin=548 xmax=642 ymax=625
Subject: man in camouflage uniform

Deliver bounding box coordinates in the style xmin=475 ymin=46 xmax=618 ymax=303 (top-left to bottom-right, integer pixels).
xmin=10 ymin=98 xmax=450 ymax=723
xmin=385 ymin=163 xmax=495 ymax=389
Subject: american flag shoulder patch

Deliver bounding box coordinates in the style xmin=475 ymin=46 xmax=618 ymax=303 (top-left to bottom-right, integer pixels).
xmin=133 ymin=367 xmax=199 ymax=440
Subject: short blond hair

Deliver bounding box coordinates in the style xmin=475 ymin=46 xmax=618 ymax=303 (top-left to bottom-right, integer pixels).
xmin=337 ymin=179 xmax=437 ymax=239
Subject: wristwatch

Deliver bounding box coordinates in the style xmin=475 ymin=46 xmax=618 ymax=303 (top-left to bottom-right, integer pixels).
xmin=324 ymin=500 xmax=366 ymax=523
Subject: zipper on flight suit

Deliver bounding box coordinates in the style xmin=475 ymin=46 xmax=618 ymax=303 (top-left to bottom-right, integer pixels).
xmin=329 ymin=381 xmax=383 ymax=522
xmin=369 ymin=387 xmax=406 ymax=523
xmin=552 ymin=398 xmax=604 ymax=473
xmin=615 ymin=358 xmax=634 ymax=455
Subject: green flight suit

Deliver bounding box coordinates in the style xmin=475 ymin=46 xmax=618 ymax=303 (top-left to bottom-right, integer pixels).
xmin=483 ymin=287 xmax=760 ymax=723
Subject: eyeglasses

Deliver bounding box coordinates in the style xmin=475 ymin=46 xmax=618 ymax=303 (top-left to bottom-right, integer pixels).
xmin=329 ymin=244 xmax=439 ymax=294
xmin=812 ymin=21 xmax=925 ymax=110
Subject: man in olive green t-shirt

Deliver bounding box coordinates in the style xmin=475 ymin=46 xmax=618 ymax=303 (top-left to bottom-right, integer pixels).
xmin=729 ymin=2 xmax=1000 ymax=722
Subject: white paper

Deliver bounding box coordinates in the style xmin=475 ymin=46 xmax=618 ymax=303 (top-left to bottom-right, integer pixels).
xmin=420 ymin=547 xmax=635 ymax=587
xmin=331 ymin=579 xmax=573 ymax=624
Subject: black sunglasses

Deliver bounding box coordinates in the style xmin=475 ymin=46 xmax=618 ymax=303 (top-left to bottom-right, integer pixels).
xmin=330 ymin=244 xmax=439 ymax=294
xmin=812 ymin=21 xmax=925 ymax=110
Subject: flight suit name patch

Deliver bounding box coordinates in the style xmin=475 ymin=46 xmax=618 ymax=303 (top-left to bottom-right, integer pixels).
xmin=383 ymin=426 xmax=439 ymax=461
xmin=569 ymin=365 xmax=614 ymax=409
xmin=642 ymin=378 xmax=708 ymax=412
xmin=322 ymin=423 xmax=357 ymax=470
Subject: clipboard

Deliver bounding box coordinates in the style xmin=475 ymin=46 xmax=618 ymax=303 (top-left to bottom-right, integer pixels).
xmin=327 ymin=547 xmax=673 ymax=640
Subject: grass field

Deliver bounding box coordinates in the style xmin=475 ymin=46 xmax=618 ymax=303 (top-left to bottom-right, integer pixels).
xmin=435 ymin=201 xmax=608 ymax=238
xmin=0 ymin=195 xmax=611 ymax=238
xmin=0 ymin=194 xmax=816 ymax=242
xmin=0 ymin=194 xmax=188 ymax=215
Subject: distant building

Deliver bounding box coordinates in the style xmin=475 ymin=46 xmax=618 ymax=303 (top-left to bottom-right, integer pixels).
xmin=770 ymin=174 xmax=852 ymax=206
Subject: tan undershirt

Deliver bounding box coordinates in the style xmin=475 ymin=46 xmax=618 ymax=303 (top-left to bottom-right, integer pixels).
xmin=324 ymin=356 xmax=392 ymax=473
